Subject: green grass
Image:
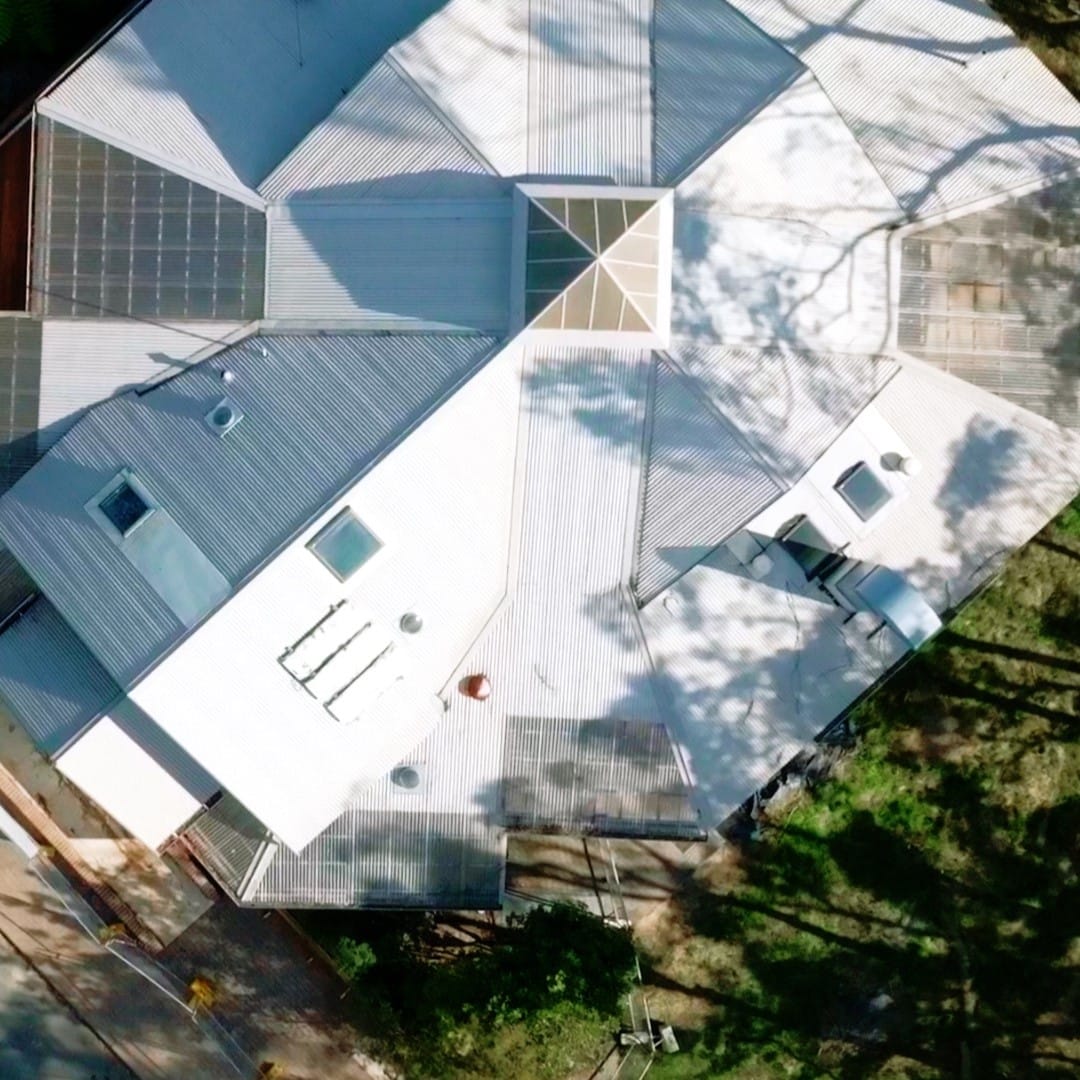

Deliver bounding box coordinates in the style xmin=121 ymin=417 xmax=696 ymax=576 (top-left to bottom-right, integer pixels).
xmin=641 ymin=497 xmax=1080 ymax=1079
xmin=296 ymin=903 xmax=635 ymax=1080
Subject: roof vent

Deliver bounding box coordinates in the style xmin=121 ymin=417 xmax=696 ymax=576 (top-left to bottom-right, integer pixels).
xmin=399 ymin=612 xmax=423 ymax=634
xmin=204 ymin=397 xmax=243 ymax=438
xmin=391 ymin=765 xmax=424 ymax=792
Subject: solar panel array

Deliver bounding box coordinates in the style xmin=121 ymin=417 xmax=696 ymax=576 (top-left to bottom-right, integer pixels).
xmin=0 ymin=318 xmax=42 ymax=491
xmin=898 ymin=178 xmax=1080 ymax=428
xmin=32 ymin=119 xmax=266 ymax=320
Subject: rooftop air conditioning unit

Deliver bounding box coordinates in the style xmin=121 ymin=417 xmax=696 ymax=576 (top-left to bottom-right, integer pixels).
xmin=204 ymin=397 xmax=243 ymax=438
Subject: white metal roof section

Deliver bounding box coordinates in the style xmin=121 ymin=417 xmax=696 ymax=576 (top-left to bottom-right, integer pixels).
xmin=128 ymin=343 xmax=522 ymax=851
xmin=391 ymin=0 xmax=529 ymax=177
xmin=726 ymin=0 xmax=1080 ymax=216
xmin=56 ymin=714 xmax=204 ymax=849
xmin=40 ymin=0 xmax=448 ymax=199
xmin=434 ymin=344 xmax=668 ymax=749
xmin=38 ymin=320 xmax=245 ymax=451
xmin=653 ymin=0 xmax=803 ymax=186
xmin=526 ymin=0 xmax=652 ymax=182
xmin=675 ymin=70 xmax=902 ymax=228
xmin=259 ymin=58 xmax=500 ymax=202
xmin=669 ymin=344 xmax=899 ymax=488
xmin=669 ymin=71 xmax=900 ymax=352
xmin=640 ymin=362 xmax=1080 ymax=826
xmin=634 ymin=357 xmax=782 ymax=604
xmin=851 ymin=365 xmax=1080 ymax=609
xmin=266 ymin=199 xmax=512 ymax=331
xmin=672 ymin=211 xmax=891 ymax=352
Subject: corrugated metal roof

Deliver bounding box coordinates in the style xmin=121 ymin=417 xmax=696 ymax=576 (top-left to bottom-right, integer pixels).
xmin=675 ymin=69 xmax=901 ymax=228
xmin=185 ymin=794 xmax=269 ymax=897
xmin=634 ymin=357 xmax=782 ymax=603
xmin=265 ymin=199 xmax=512 ymax=331
xmin=260 ymin=58 xmax=499 ymax=201
xmin=254 ymin=809 xmax=504 ymax=908
xmin=725 ymin=0 xmax=1080 ymax=215
xmin=41 ymin=0 xmax=449 ymax=196
xmin=0 ymin=598 xmax=119 ymax=756
xmin=32 ymin=120 xmax=266 ymax=321
xmin=669 ymin=344 xmax=898 ymax=488
xmin=853 ymin=365 xmax=1080 ymax=609
xmin=526 ymin=0 xmax=652 ymax=183
xmin=670 ymin=210 xmax=892 ymax=353
xmin=897 ymin=177 xmax=1080 ymax=428
xmin=0 ymin=333 xmax=500 ymax=686
xmin=392 ymin=0 xmax=529 ymax=176
xmin=653 ymin=0 xmax=802 ymax=186
xmin=38 ymin=320 xmax=244 ymax=451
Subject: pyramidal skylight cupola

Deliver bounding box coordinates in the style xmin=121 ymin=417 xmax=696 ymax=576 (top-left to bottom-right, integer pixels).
xmin=510 ymin=184 xmax=674 ymax=347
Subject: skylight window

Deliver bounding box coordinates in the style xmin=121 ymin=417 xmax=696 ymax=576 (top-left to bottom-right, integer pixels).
xmin=834 ymin=462 xmax=893 ymax=522
xmin=87 ymin=471 xmax=156 ymax=539
xmin=307 ymin=509 xmax=382 ymax=582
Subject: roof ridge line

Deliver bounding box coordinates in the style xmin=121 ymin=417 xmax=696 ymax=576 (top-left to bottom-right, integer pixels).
xmin=383 ymin=52 xmax=502 ymax=179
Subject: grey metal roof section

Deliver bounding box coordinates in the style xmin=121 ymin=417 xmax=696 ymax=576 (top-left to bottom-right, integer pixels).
xmin=184 ymin=794 xmax=269 ymax=897
xmin=0 ymin=598 xmax=119 ymax=756
xmin=32 ymin=119 xmax=266 ymax=321
xmin=109 ymin=697 xmax=219 ymax=805
xmin=634 ymin=357 xmax=782 ymax=604
xmin=653 ymin=0 xmax=802 ymax=186
xmin=0 ymin=319 xmax=42 ymax=492
xmin=0 ymin=333 xmax=499 ymax=686
xmin=669 ymin=344 xmax=899 ymax=488
xmin=898 ymin=177 xmax=1080 ymax=428
xmin=266 ymin=199 xmax=512 ymax=331
xmin=260 ymin=59 xmax=499 ymax=201
xmin=0 ymin=547 xmax=35 ymax=623
xmin=502 ymin=716 xmax=699 ymax=837
xmin=41 ymin=0 xmax=449 ymax=195
xmin=252 ymin=809 xmax=504 ymax=909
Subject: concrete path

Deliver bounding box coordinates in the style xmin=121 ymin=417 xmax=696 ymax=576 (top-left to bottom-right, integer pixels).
xmin=0 ymin=926 xmax=130 ymax=1079
xmin=0 ymin=842 xmax=241 ymax=1080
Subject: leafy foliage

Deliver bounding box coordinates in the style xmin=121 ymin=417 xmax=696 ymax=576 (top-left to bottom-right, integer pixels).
xmin=0 ymin=0 xmax=56 ymax=52
xmin=305 ymin=903 xmax=635 ymax=1080
xmin=644 ymin=497 xmax=1080 ymax=1078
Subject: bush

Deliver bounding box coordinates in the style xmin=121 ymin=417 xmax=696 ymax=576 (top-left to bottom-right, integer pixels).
xmin=334 ymin=936 xmax=376 ymax=981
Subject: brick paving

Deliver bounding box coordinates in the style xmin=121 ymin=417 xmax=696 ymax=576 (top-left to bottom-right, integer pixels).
xmin=165 ymin=903 xmax=381 ymax=1080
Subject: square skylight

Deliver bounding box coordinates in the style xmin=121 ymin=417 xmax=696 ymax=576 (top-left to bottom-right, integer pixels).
xmin=834 ymin=462 xmax=893 ymax=522
xmin=98 ymin=479 xmax=152 ymax=536
xmin=307 ymin=508 xmax=382 ymax=581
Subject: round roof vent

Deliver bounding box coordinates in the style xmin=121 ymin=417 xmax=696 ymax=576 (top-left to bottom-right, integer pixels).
xmin=399 ymin=612 xmax=423 ymax=634
xmin=204 ymin=396 xmax=243 ymax=437
xmin=392 ymin=765 xmax=422 ymax=791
